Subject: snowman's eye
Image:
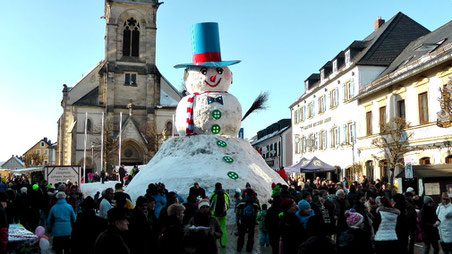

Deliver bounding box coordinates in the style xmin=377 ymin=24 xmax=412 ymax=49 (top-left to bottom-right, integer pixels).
xmin=216 ymin=68 xmax=223 ymax=75
xmin=201 ymin=68 xmax=207 ymax=75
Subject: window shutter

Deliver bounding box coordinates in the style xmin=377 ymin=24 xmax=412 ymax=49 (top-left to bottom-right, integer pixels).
xmin=350 ymin=78 xmax=355 ymax=98
xmin=335 ymin=89 xmax=339 ymax=106
xmin=353 ymin=122 xmax=356 ymax=143
xmin=342 ymin=83 xmax=346 ymax=102
xmin=328 ymin=129 xmax=332 ymax=148
xmin=342 ymin=124 xmax=347 ymax=144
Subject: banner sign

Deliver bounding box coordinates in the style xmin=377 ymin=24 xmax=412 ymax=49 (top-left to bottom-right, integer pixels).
xmin=405 ymin=163 xmax=413 ymax=179
xmin=45 ymin=166 xmax=81 ymax=186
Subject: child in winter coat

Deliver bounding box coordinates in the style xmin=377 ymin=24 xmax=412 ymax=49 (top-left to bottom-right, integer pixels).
xmin=257 ymin=204 xmax=269 ymax=247
xmin=338 ymin=209 xmax=374 ymax=254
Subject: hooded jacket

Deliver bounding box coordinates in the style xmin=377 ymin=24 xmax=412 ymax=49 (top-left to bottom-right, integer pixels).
xmin=437 ymin=202 xmax=452 ymax=243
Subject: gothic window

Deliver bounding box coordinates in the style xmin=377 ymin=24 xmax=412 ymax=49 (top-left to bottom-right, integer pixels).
xmin=123 ymin=18 xmax=140 ymax=57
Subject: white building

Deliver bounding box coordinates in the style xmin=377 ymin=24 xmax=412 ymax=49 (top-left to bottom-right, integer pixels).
xmin=356 ymin=20 xmax=452 ymax=183
xmin=289 ymin=13 xmax=429 ymax=180
xmin=251 ymin=119 xmax=292 ymax=170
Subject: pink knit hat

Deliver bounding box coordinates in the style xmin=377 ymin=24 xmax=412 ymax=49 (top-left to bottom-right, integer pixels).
xmin=345 ymin=210 xmax=364 ymax=229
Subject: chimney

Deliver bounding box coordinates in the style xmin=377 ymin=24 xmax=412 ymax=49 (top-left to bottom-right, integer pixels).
xmin=374 ymin=16 xmax=385 ymax=30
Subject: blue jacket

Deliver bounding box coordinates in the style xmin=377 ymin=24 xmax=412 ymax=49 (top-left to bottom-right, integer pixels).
xmin=47 ymin=199 xmax=76 ymax=236
xmin=152 ymin=194 xmax=167 ymax=219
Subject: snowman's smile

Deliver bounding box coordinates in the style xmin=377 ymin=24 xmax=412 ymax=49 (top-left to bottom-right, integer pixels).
xmin=204 ymin=78 xmax=222 ymax=87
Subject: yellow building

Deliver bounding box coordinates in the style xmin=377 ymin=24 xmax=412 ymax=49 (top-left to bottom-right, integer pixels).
xmin=23 ymin=137 xmax=55 ymax=167
xmin=356 ymin=21 xmax=452 ymax=181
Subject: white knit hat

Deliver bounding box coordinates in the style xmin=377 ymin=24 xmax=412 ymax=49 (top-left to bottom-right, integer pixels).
xmin=198 ymin=199 xmax=210 ymax=209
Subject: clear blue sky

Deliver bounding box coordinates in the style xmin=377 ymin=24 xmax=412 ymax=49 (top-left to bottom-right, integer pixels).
xmin=0 ymin=0 xmax=451 ymax=162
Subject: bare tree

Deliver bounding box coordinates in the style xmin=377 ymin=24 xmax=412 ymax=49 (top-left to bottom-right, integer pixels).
xmin=139 ymin=121 xmax=163 ymax=159
xmin=371 ymin=117 xmax=412 ymax=185
xmin=23 ymin=152 xmax=44 ymax=167
xmin=92 ymin=120 xmax=118 ymax=172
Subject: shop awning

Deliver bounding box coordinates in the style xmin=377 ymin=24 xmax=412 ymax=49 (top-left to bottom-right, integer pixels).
xmin=396 ymin=164 xmax=452 ymax=178
xmin=285 ymin=157 xmax=309 ymax=172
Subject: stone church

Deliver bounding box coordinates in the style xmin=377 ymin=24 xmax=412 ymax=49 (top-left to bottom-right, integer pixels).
xmin=56 ymin=0 xmax=181 ymax=172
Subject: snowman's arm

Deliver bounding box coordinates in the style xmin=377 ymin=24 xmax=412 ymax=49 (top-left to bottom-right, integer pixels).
xmin=241 ymin=92 xmax=268 ymax=121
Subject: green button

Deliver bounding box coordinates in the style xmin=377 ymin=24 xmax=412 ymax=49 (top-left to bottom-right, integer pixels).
xmin=227 ymin=171 xmax=239 ymax=180
xmin=217 ymin=140 xmax=227 ymax=147
xmin=211 ymin=124 xmax=221 ymax=134
xmin=223 ymin=156 xmax=234 ymax=163
xmin=212 ymin=110 xmax=222 ymax=120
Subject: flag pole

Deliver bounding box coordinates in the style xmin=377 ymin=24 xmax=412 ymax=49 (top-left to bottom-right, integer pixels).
xmin=118 ymin=112 xmax=123 ymax=170
xmin=100 ymin=112 xmax=104 ymax=174
xmin=172 ymin=114 xmax=175 ymax=137
xmin=83 ymin=112 xmax=88 ymax=183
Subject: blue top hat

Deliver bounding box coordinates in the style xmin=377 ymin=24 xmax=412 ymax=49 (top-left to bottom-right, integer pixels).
xmin=174 ymin=22 xmax=241 ymax=68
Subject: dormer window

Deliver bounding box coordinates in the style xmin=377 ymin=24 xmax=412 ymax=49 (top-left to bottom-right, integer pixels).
xmin=345 ymin=50 xmax=351 ymax=65
xmin=320 ymin=69 xmax=325 ymax=81
xmin=123 ymin=18 xmax=140 ymax=57
xmin=333 ymin=60 xmax=338 ymax=73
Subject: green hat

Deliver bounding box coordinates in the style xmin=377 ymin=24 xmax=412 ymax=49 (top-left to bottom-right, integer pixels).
xmin=32 ymin=184 xmax=39 ymax=190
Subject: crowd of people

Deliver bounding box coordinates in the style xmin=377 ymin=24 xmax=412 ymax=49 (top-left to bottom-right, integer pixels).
xmin=0 ymin=173 xmax=450 ymax=254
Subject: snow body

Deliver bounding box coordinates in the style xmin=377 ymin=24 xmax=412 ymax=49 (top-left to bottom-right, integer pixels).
xmin=176 ymin=92 xmax=242 ymax=136
xmin=125 ymin=135 xmax=285 ymax=208
xmin=175 ymin=66 xmax=242 ymax=136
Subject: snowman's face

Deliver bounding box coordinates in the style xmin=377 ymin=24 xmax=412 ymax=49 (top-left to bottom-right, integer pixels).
xmin=184 ymin=66 xmax=232 ymax=94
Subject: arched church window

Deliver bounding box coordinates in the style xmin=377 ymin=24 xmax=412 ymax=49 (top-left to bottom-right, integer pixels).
xmin=165 ymin=121 xmax=173 ymax=135
xmin=123 ymin=18 xmax=140 ymax=57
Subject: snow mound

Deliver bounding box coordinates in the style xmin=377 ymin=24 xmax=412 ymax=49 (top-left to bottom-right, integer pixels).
xmin=80 ymin=181 xmax=120 ymax=199
xmin=125 ymin=135 xmax=285 ymax=205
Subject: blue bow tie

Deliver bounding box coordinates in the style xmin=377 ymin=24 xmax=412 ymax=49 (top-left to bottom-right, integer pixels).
xmin=207 ymin=96 xmax=224 ymax=105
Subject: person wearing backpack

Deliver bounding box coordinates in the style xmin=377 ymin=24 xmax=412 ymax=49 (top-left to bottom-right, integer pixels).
xmin=257 ymin=204 xmax=269 ymax=247
xmin=210 ymin=182 xmax=229 ymax=248
xmin=236 ymin=188 xmax=260 ymax=252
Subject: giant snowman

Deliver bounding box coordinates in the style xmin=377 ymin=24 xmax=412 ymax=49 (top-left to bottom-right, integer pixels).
xmin=126 ymin=22 xmax=285 ymax=205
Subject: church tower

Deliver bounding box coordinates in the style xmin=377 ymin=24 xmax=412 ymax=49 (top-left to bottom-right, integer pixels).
xmin=101 ymin=0 xmax=162 ymax=124
xmin=56 ymin=0 xmax=181 ymax=171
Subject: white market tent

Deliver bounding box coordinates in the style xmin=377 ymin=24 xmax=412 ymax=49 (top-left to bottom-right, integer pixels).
xmin=10 ymin=167 xmax=44 ymax=174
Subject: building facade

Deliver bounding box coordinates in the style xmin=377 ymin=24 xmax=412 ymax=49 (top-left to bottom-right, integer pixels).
xmin=356 ymin=21 xmax=452 ymax=182
xmin=57 ymin=0 xmax=181 ymax=172
xmin=289 ymin=13 xmax=429 ymax=179
xmin=23 ymin=137 xmax=56 ymax=167
xmin=251 ymin=119 xmax=292 ymax=170
xmin=1 ymin=155 xmax=24 ymax=170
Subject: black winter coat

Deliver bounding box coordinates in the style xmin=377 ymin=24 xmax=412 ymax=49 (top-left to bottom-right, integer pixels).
xmin=72 ymin=210 xmax=108 ymax=254
xmin=95 ymin=225 xmax=130 ymax=254
xmin=419 ymin=205 xmax=440 ymax=241
xmin=279 ymin=212 xmax=308 ymax=254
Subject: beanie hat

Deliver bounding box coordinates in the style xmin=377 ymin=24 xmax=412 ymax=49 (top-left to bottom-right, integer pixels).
xmin=279 ymin=198 xmax=295 ymax=212
xmin=246 ymin=182 xmax=251 ymax=188
xmin=136 ymin=196 xmax=149 ymax=207
xmin=424 ymin=196 xmax=433 ymax=204
xmin=32 ymin=184 xmax=39 ymax=190
xmin=81 ymin=196 xmax=96 ymax=210
xmin=406 ymin=187 xmax=414 ymax=193
xmin=56 ymin=192 xmax=66 ymax=200
xmin=20 ymin=187 xmax=28 ymax=194
xmin=345 ymin=209 xmax=364 ymax=229
xmin=198 ymin=198 xmax=210 ymax=209
xmin=298 ymin=200 xmax=311 ymax=212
